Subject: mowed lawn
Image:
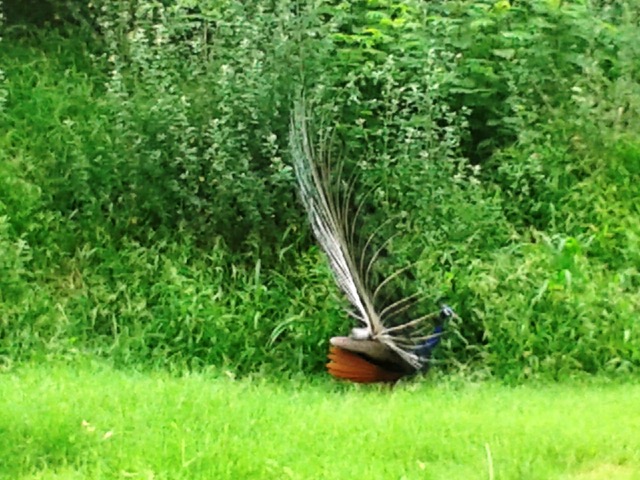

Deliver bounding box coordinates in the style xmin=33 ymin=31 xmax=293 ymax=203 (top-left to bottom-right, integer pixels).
xmin=1 ymin=362 xmax=639 ymax=480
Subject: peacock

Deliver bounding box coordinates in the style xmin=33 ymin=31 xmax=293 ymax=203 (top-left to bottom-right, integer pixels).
xmin=289 ymin=100 xmax=457 ymax=383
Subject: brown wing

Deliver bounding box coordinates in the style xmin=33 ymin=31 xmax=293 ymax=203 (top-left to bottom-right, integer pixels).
xmin=327 ymin=346 xmax=405 ymax=383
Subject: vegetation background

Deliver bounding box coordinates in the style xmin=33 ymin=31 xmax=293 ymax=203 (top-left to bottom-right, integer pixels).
xmin=1 ymin=0 xmax=639 ymax=381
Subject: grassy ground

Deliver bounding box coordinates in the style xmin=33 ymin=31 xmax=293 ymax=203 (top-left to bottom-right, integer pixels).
xmin=1 ymin=362 xmax=638 ymax=479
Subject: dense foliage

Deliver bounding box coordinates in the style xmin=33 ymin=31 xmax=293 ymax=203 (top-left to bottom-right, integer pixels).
xmin=1 ymin=0 xmax=639 ymax=380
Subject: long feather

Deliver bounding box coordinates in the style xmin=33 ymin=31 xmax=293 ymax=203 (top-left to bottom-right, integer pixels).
xmin=290 ymin=101 xmax=384 ymax=336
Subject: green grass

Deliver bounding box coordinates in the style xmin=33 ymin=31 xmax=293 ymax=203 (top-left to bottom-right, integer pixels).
xmin=1 ymin=362 xmax=639 ymax=479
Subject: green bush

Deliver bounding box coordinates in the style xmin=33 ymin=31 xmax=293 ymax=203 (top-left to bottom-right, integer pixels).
xmin=0 ymin=0 xmax=638 ymax=379
xmin=457 ymin=233 xmax=640 ymax=381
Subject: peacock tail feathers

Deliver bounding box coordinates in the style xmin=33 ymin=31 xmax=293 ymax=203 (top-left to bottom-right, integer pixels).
xmin=290 ymin=98 xmax=456 ymax=382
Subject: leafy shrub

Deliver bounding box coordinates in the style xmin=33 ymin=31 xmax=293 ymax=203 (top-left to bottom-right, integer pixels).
xmin=459 ymin=232 xmax=640 ymax=380
xmin=1 ymin=0 xmax=639 ymax=379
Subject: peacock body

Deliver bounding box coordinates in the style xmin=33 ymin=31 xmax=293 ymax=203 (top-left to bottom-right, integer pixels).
xmin=289 ymin=100 xmax=456 ymax=383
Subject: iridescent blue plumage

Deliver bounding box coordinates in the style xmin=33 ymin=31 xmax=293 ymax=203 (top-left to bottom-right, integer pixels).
xmin=414 ymin=305 xmax=454 ymax=361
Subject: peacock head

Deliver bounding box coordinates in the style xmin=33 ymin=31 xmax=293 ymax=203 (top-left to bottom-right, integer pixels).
xmin=439 ymin=304 xmax=455 ymax=323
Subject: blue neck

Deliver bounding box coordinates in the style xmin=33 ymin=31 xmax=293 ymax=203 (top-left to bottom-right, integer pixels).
xmin=414 ymin=324 xmax=444 ymax=358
